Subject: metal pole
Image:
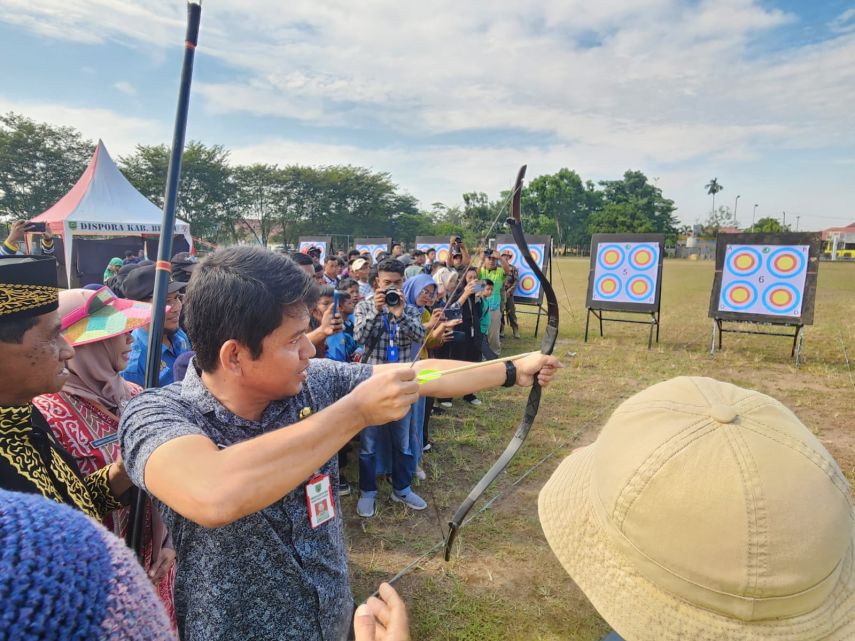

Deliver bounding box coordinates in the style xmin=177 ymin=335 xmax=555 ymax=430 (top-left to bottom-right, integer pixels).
xmin=783 ymin=211 xmax=787 ymax=229
xmin=733 ymin=195 xmax=740 ymax=228
xmin=127 ymin=0 xmax=202 ymax=556
xmin=796 ymin=215 xmax=800 ymax=231
xmin=752 ymin=204 xmax=758 ymax=229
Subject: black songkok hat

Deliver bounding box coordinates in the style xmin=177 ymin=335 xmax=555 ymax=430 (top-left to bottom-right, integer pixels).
xmin=0 ymin=255 xmax=59 ymax=320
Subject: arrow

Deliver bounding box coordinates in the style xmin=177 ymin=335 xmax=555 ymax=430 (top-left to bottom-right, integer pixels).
xmin=415 ymin=351 xmax=539 ymax=384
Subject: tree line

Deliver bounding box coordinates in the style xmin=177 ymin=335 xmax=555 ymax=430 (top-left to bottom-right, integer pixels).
xmin=0 ymin=112 xmax=680 ymax=248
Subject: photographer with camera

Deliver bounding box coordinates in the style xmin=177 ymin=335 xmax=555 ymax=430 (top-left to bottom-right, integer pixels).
xmin=1 ymin=220 xmax=55 ymax=257
xmin=445 ymin=235 xmax=469 ymax=277
xmin=352 ymin=259 xmax=427 ymax=517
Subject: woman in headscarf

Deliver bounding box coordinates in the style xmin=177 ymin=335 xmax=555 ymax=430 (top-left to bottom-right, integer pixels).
xmin=403 ymin=274 xmax=459 ymax=466
xmin=103 ymin=257 xmax=123 ymax=284
xmin=32 ymin=287 xmax=177 ymax=623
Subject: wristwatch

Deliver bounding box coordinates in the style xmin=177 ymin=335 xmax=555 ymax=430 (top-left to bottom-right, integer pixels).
xmin=502 ymin=361 xmax=517 ymax=387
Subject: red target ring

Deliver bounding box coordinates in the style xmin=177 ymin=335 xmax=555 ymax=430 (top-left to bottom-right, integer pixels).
xmin=519 ymin=274 xmax=537 ymax=294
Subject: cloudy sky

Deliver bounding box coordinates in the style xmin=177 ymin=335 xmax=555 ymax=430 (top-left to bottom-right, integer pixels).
xmin=0 ymin=0 xmax=853 ymax=230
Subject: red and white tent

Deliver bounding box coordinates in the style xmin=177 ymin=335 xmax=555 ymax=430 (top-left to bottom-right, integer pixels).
xmin=31 ymin=140 xmax=192 ymax=287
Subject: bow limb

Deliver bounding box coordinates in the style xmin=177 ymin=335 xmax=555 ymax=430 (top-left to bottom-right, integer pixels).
xmin=443 ymin=165 xmax=559 ymax=561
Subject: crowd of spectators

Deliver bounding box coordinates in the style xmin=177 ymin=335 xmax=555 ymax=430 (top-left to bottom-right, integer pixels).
xmin=2 ymin=222 xmax=850 ymax=641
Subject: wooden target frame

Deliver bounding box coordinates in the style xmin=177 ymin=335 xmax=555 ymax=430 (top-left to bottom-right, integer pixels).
xmin=708 ymin=232 xmax=820 ymax=366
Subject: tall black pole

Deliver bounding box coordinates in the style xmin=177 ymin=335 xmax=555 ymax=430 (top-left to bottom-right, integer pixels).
xmin=127 ymin=1 xmax=202 ymax=556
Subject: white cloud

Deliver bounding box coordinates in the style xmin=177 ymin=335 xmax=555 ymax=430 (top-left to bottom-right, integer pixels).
xmin=0 ymin=95 xmax=165 ymax=156
xmin=0 ymin=0 xmax=852 ymax=227
xmin=112 ymin=80 xmax=137 ymax=96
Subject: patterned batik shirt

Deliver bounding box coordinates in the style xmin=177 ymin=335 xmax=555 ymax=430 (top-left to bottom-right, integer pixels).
xmin=0 ymin=404 xmax=122 ymax=519
xmin=120 ymin=358 xmax=373 ymax=641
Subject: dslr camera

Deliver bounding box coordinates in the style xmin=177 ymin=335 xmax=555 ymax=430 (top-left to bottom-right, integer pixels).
xmin=384 ymin=287 xmax=402 ymax=307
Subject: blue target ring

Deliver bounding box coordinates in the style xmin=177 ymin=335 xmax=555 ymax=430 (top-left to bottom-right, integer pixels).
xmin=594 ymin=274 xmax=622 ymax=300
xmin=766 ymin=247 xmax=805 ymax=279
xmin=597 ymin=244 xmax=626 ymax=271
xmin=722 ymin=280 xmax=758 ymax=311
xmin=763 ymin=282 xmax=801 ymax=315
xmin=725 ymin=246 xmax=763 ymax=277
xmin=626 ymin=275 xmax=655 ymax=301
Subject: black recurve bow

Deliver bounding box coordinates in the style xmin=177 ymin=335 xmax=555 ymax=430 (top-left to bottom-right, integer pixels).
xmin=443 ymin=164 xmax=560 ymax=561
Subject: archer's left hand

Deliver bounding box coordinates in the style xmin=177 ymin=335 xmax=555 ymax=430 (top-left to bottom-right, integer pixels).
xmin=515 ymin=353 xmax=563 ymax=388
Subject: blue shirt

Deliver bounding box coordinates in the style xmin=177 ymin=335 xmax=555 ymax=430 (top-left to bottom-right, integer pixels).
xmin=325 ymin=314 xmax=357 ymax=362
xmin=121 ymin=327 xmax=191 ymax=387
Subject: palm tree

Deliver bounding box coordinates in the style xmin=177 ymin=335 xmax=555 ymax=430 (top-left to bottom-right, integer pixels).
xmin=705 ymin=178 xmax=724 ymax=217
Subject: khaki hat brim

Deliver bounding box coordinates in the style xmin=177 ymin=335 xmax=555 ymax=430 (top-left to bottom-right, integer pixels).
xmin=538 ymin=446 xmax=855 ymax=641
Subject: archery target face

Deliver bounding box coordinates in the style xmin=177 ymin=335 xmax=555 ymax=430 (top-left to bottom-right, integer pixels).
xmin=299 ymin=241 xmax=327 ymax=262
xmin=497 ymin=242 xmax=547 ymax=300
xmin=419 ymin=243 xmax=450 ymax=263
xmin=355 ymin=243 xmax=387 ymax=260
xmin=717 ymin=244 xmax=809 ymax=317
xmin=591 ymin=242 xmax=660 ymax=305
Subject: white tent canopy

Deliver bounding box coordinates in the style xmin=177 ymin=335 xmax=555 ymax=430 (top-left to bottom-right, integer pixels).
xmin=31 ymin=140 xmax=192 ymax=287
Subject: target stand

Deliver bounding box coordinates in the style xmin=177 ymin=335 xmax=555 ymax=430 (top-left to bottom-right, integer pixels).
xmin=495 ymin=234 xmax=552 ymax=337
xmin=708 ymin=233 xmax=820 ymax=367
xmin=584 ymin=234 xmax=665 ymax=350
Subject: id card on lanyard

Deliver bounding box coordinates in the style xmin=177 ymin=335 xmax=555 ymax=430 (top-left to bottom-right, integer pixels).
xmin=305 ymin=473 xmax=336 ymax=528
xmin=383 ymin=314 xmax=399 ymax=363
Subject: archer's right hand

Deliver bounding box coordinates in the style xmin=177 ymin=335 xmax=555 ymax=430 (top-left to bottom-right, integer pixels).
xmin=352 ymin=368 xmax=419 ymax=426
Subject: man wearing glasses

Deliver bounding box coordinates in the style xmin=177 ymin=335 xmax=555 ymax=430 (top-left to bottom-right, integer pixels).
xmin=121 ymin=264 xmax=191 ymax=387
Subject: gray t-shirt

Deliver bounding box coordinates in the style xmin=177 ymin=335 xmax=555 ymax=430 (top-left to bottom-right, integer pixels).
xmin=120 ymin=358 xmax=372 ymax=641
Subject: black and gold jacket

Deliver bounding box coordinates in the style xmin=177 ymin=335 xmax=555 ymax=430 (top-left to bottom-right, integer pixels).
xmin=0 ymin=404 xmax=122 ymax=519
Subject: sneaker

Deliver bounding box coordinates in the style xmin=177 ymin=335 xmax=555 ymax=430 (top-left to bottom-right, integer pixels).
xmin=422 ymin=440 xmax=433 ymax=452
xmin=513 ymin=330 xmax=520 ymax=339
xmin=467 ymin=397 xmax=482 ymax=406
xmin=439 ymin=401 xmax=452 ymax=408
xmin=415 ymin=465 xmax=426 ymax=481
xmin=391 ymin=491 xmax=428 ymax=511
xmin=357 ymin=495 xmax=375 ymax=518
xmin=338 ymin=480 xmax=351 ymax=496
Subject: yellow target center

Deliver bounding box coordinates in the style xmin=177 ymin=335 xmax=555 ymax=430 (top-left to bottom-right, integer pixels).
xmin=735 ymin=255 xmax=753 ymax=269
xmin=731 ymin=288 xmax=749 ymax=303
xmin=776 ymin=255 xmax=795 ymax=271
xmin=771 ymin=290 xmax=791 ymax=305
xmin=605 ymin=251 xmax=618 ymax=264
xmin=632 ymin=281 xmax=646 ymax=294
xmin=601 ymin=279 xmax=616 ymax=293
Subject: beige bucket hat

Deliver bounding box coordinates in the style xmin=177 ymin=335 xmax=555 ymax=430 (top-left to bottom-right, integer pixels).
xmin=539 ymin=376 xmax=855 ymax=641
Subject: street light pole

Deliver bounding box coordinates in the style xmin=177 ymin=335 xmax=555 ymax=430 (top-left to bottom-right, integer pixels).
xmin=796 ymin=215 xmax=800 ymax=231
xmin=733 ymin=195 xmax=740 ymax=228
xmin=783 ymin=211 xmax=787 ymax=229
xmin=752 ymin=204 xmax=758 ymax=229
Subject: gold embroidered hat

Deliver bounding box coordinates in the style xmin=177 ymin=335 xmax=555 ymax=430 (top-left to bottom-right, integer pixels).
xmin=539 ymin=377 xmax=855 ymax=641
xmin=0 ymin=256 xmax=59 ymax=320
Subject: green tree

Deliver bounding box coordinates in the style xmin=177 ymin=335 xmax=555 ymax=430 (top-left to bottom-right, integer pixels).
xmin=705 ymin=177 xmax=724 ymax=218
xmin=232 ymin=164 xmax=293 ymax=246
xmin=751 ymin=216 xmax=790 ymax=233
xmin=521 ymin=169 xmax=602 ymax=251
xmin=119 ymin=141 xmax=238 ymax=243
xmin=0 ymin=112 xmax=94 ymax=219
xmin=589 ymin=170 xmax=678 ymax=240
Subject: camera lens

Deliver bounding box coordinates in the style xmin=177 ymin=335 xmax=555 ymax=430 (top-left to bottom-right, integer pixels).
xmin=384 ymin=288 xmax=401 ymax=307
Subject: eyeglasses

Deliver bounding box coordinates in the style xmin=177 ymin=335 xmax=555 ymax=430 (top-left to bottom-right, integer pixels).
xmin=61 ymin=286 xmax=115 ymax=330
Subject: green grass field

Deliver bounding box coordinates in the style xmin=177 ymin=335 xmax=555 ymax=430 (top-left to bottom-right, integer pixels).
xmin=344 ymin=258 xmax=855 ymax=641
